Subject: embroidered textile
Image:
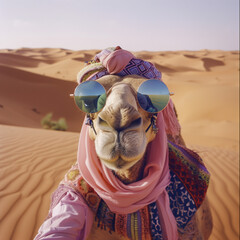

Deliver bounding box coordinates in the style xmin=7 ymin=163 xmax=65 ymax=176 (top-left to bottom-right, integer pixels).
xmin=115 ymin=206 xmax=152 ymax=240
xmin=117 ymin=58 xmax=162 ymax=80
xmin=79 ymin=58 xmax=162 ymax=83
xmin=96 ymin=200 xmax=115 ymax=233
xmin=168 ymin=141 xmax=210 ymax=209
xmin=148 ymin=202 xmax=163 ymax=240
xmin=78 ymin=55 xmax=162 ymax=84
xmin=166 ymin=171 xmax=197 ymax=229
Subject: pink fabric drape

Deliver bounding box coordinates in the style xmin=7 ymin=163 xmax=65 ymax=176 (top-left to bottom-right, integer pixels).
xmin=77 ymin=113 xmax=178 ymax=239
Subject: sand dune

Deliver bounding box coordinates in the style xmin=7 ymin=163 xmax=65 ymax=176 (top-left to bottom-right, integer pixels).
xmin=0 ymin=64 xmax=85 ymax=132
xmin=0 ymin=124 xmax=79 ymax=240
xmin=195 ymin=146 xmax=239 ymax=240
xmin=0 ymin=48 xmax=239 ymax=240
xmin=0 ymin=52 xmax=51 ymax=68
xmin=0 ymin=125 xmax=238 ymax=240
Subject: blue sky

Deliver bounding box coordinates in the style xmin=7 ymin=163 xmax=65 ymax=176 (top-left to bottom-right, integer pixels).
xmin=0 ymin=0 xmax=239 ymax=51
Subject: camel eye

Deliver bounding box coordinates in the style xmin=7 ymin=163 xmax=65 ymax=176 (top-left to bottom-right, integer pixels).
xmin=129 ymin=117 xmax=142 ymax=129
xmin=98 ymin=117 xmax=110 ymax=128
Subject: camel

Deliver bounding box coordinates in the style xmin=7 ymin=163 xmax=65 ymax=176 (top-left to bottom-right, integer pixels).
xmin=34 ymin=48 xmax=213 ymax=240
xmin=85 ymin=75 xmax=213 ymax=239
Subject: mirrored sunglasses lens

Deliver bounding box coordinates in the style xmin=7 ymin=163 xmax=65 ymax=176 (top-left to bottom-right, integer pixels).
xmin=74 ymin=81 xmax=106 ymax=113
xmin=137 ymin=79 xmax=170 ymax=113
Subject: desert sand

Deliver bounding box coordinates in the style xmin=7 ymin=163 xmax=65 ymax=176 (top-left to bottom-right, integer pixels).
xmin=0 ymin=48 xmax=239 ymax=240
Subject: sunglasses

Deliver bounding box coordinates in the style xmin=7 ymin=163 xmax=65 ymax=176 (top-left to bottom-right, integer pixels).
xmin=70 ymin=79 xmax=172 ymax=114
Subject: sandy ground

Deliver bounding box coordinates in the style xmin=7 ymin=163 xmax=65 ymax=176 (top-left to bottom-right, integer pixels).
xmin=0 ymin=48 xmax=239 ymax=240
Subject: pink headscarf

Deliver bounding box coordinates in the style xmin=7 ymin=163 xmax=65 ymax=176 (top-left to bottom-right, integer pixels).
xmin=95 ymin=48 xmax=135 ymax=74
xmin=77 ymin=112 xmax=178 ymax=239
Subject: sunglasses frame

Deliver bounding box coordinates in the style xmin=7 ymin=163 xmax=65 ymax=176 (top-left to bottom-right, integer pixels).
xmin=70 ymin=79 xmax=173 ymax=115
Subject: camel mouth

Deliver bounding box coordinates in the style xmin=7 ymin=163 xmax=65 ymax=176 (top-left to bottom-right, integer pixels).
xmin=115 ymin=158 xmax=126 ymax=169
xmin=100 ymin=157 xmax=139 ymax=171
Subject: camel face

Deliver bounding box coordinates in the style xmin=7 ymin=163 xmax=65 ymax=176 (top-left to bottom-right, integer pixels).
xmin=89 ymin=75 xmax=156 ymax=171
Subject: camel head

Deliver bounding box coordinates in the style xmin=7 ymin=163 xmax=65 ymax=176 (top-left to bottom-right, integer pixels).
xmin=73 ymin=75 xmax=170 ymax=183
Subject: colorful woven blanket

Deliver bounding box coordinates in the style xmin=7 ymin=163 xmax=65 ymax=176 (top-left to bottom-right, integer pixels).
xmin=56 ymin=141 xmax=210 ymax=240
